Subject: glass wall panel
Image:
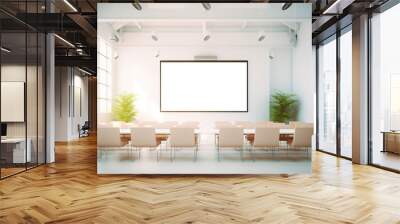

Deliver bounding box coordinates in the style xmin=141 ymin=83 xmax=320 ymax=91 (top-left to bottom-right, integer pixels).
xmin=371 ymin=3 xmax=400 ymax=171
xmin=27 ymin=30 xmax=38 ymax=169
xmin=340 ymin=29 xmax=352 ymax=158
xmin=1 ymin=30 xmax=28 ymax=177
xmin=0 ymin=2 xmax=46 ymax=178
xmin=318 ymin=37 xmax=337 ymax=154
xmin=38 ymin=32 xmax=46 ymax=165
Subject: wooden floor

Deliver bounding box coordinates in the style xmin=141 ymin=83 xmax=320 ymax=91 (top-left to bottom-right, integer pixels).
xmin=1 ymin=136 xmax=400 ymax=223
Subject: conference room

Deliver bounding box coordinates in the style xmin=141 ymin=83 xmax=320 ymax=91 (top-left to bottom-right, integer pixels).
xmin=96 ymin=3 xmax=314 ymax=174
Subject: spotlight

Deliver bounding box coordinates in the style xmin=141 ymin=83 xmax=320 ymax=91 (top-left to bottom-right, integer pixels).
xmin=202 ymin=3 xmax=211 ymax=10
xmin=257 ymin=31 xmax=266 ymax=42
xmin=202 ymin=30 xmax=211 ymax=42
xmin=202 ymin=22 xmax=210 ymax=42
xmin=132 ymin=0 xmax=142 ymax=10
xmin=268 ymin=50 xmax=275 ymax=60
xmin=111 ymin=33 xmax=119 ymax=42
xmin=151 ymin=32 xmax=158 ymax=41
xmin=282 ymin=2 xmax=292 ymax=10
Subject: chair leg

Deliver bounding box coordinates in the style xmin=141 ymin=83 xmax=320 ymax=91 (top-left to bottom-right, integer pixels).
xmin=170 ymin=147 xmax=173 ymax=162
xmin=250 ymin=146 xmax=255 ymax=162
xmin=217 ymin=144 xmax=220 ymax=162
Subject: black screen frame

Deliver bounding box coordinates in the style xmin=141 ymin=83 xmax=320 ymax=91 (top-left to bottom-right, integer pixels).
xmin=160 ymin=60 xmax=249 ymax=112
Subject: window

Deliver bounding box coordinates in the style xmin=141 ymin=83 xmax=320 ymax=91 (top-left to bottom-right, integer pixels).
xmin=340 ymin=29 xmax=352 ymax=158
xmin=370 ymin=3 xmax=400 ymax=171
xmin=97 ymin=37 xmax=112 ymax=113
xmin=318 ymin=37 xmax=337 ymax=154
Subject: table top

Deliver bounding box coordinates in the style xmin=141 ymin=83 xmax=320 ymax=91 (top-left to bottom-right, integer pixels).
xmin=119 ymin=128 xmax=295 ymax=135
xmin=381 ymin=131 xmax=400 ymax=134
xmin=1 ymin=138 xmax=27 ymax=143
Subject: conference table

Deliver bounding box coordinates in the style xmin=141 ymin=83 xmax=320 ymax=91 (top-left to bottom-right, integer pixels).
xmin=118 ymin=128 xmax=295 ymax=145
xmin=119 ymin=128 xmax=295 ymax=135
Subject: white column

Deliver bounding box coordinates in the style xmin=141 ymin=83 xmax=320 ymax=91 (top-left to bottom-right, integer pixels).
xmin=352 ymin=14 xmax=369 ymax=164
xmin=46 ymin=33 xmax=55 ymax=163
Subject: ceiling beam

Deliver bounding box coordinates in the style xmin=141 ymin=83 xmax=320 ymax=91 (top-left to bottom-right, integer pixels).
xmin=67 ymin=13 xmax=97 ymax=38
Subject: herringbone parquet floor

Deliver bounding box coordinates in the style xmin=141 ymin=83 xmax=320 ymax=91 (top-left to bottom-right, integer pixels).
xmin=1 ymin=135 xmax=400 ymax=224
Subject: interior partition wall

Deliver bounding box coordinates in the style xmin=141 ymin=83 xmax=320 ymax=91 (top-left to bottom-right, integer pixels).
xmin=316 ymin=25 xmax=353 ymax=159
xmin=0 ymin=1 xmax=46 ymax=179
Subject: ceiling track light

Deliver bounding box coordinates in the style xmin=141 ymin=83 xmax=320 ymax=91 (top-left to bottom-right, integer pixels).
xmin=63 ymin=0 xmax=78 ymax=12
xmin=202 ymin=3 xmax=211 ymax=10
xmin=1 ymin=47 xmax=11 ymax=53
xmin=151 ymin=32 xmax=158 ymax=41
xmin=132 ymin=0 xmax=142 ymax=11
xmin=257 ymin=31 xmax=266 ymax=42
xmin=282 ymin=2 xmax=292 ymax=10
xmin=202 ymin=22 xmax=211 ymax=42
xmin=54 ymin=34 xmax=75 ymax=48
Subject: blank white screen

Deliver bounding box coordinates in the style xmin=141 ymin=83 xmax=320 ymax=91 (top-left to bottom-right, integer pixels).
xmin=161 ymin=61 xmax=248 ymax=112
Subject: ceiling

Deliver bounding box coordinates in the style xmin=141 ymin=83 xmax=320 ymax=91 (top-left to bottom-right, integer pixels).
xmin=0 ymin=0 xmax=390 ymax=75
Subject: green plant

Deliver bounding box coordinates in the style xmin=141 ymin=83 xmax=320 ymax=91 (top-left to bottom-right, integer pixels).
xmin=112 ymin=93 xmax=137 ymax=123
xmin=269 ymin=91 xmax=299 ymax=123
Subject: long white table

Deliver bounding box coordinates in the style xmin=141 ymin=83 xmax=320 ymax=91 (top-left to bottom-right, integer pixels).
xmin=119 ymin=128 xmax=295 ymax=135
xmin=1 ymin=138 xmax=32 ymax=163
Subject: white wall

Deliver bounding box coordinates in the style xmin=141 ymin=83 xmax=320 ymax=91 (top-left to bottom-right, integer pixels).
xmin=102 ymin=19 xmax=313 ymax=127
xmin=55 ymin=67 xmax=89 ymax=141
xmin=269 ymin=48 xmax=293 ymax=92
xmin=114 ymin=45 xmax=272 ymax=128
xmin=292 ymin=20 xmax=314 ymax=122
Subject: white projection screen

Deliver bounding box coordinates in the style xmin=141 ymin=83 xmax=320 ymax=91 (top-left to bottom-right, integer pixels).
xmin=160 ymin=61 xmax=248 ymax=112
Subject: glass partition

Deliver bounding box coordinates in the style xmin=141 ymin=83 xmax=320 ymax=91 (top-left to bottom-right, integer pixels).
xmin=0 ymin=2 xmax=46 ymax=179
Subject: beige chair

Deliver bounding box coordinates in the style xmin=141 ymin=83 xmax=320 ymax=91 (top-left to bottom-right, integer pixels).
xmin=289 ymin=121 xmax=313 ymax=128
xmin=136 ymin=121 xmax=159 ymax=127
xmin=217 ymin=127 xmax=244 ymax=161
xmin=234 ymin=121 xmax=254 ymax=129
xmin=255 ymin=121 xmax=274 ymax=127
xmin=169 ymin=127 xmax=198 ymax=161
xmin=215 ymin=121 xmax=233 ymax=128
xmin=97 ymin=127 xmax=122 ymax=158
xmin=291 ymin=127 xmax=314 ymax=157
xmin=269 ymin=122 xmax=287 ymax=129
xmin=158 ymin=121 xmax=178 ymax=128
xmin=251 ymin=127 xmax=281 ymax=160
xmin=131 ymin=127 xmax=159 ymax=160
xmin=180 ymin=121 xmax=200 ymax=128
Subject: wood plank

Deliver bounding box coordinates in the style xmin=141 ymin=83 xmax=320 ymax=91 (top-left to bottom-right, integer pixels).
xmin=0 ymin=135 xmax=400 ymax=223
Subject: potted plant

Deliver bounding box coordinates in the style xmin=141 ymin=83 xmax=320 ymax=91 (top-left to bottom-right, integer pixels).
xmin=269 ymin=91 xmax=299 ymax=123
xmin=112 ymin=93 xmax=137 ymax=123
